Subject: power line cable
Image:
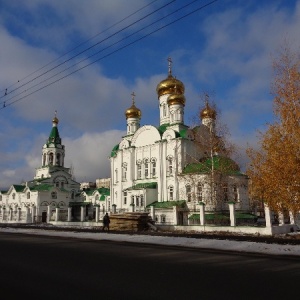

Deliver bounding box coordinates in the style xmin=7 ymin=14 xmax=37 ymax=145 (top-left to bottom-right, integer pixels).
xmin=0 ymin=0 xmax=218 ymax=110
xmin=0 ymin=0 xmax=175 ymax=100
xmin=0 ymin=0 xmax=159 ymax=94
xmin=3 ymin=0 xmax=203 ymax=105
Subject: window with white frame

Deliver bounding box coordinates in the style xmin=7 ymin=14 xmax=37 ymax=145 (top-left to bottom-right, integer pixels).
xmin=137 ymin=162 xmax=142 ymax=179
xmin=95 ymin=194 xmax=99 ymax=201
xmin=136 ymin=196 xmax=139 ymax=206
xmin=27 ymin=192 xmax=30 ymax=199
xmin=122 ymin=163 xmax=127 ymax=181
xmin=140 ymin=195 xmax=144 ymax=206
xmin=186 ymin=185 xmax=191 ymax=202
xmin=197 ymin=183 xmax=203 ymax=202
xmin=233 ymin=185 xmax=238 ymax=202
xmin=144 ymin=160 xmax=149 ymax=178
xmin=51 ymin=191 xmax=57 ymax=199
xmin=115 ymin=169 xmax=118 ymax=183
xmin=169 ymin=186 xmax=174 ymax=201
xmin=167 ymin=156 xmax=173 ymax=176
xmin=223 ymin=184 xmax=228 ymax=202
xmin=151 ymin=159 xmax=156 ymax=177
xmin=12 ymin=193 xmax=15 ymax=200
xmin=163 ymin=103 xmax=166 ymax=116
xmin=161 ymin=214 xmax=166 ymax=223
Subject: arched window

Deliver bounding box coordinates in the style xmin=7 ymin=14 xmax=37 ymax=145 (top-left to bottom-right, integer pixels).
xmin=151 ymin=159 xmax=156 ymax=177
xmin=186 ymin=185 xmax=191 ymax=202
xmin=71 ymin=190 xmax=75 ymax=199
xmin=161 ymin=214 xmax=166 ymax=223
xmin=140 ymin=195 xmax=144 ymax=206
xmin=49 ymin=153 xmax=54 ymax=165
xmin=223 ymin=184 xmax=228 ymax=202
xmin=43 ymin=154 xmax=46 ymax=166
xmin=12 ymin=193 xmax=15 ymax=200
xmin=51 ymin=191 xmax=57 ymax=199
xmin=123 ymin=192 xmax=127 ymax=205
xmin=56 ymin=153 xmax=61 ymax=166
xmin=163 ymin=104 xmax=166 ymax=117
xmin=115 ymin=169 xmax=118 ymax=183
xmin=95 ymin=194 xmax=99 ymax=201
xmin=136 ymin=196 xmax=139 ymax=206
xmin=169 ymin=186 xmax=174 ymax=201
xmin=27 ymin=192 xmax=30 ymax=199
xmin=233 ymin=185 xmax=238 ymax=202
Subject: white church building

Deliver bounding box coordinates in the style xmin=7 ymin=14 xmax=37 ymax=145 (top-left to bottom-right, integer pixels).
xmin=110 ymin=59 xmax=251 ymax=226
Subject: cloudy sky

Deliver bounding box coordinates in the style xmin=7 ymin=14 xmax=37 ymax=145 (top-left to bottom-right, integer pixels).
xmin=0 ymin=0 xmax=299 ymax=189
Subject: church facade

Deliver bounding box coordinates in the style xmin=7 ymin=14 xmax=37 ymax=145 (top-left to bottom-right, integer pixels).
xmin=110 ymin=60 xmax=251 ymax=226
xmin=0 ymin=115 xmax=110 ymax=224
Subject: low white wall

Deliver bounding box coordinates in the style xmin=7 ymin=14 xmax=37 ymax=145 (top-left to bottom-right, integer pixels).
xmin=51 ymin=221 xmax=102 ymax=227
xmin=157 ymin=224 xmax=298 ymax=236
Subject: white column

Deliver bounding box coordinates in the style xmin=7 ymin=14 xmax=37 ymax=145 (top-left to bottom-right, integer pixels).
xmin=1 ymin=208 xmax=4 ymax=221
xmin=199 ymin=202 xmax=205 ymax=226
xmin=151 ymin=206 xmax=155 ymax=222
xmin=17 ymin=209 xmax=21 ymax=222
xmin=26 ymin=207 xmax=30 ymax=223
xmin=47 ymin=205 xmax=51 ymax=223
xmin=130 ymin=204 xmax=135 ymax=212
xmin=95 ymin=206 xmax=99 ymax=223
xmin=264 ymin=204 xmax=272 ymax=228
xmin=31 ymin=206 xmax=36 ymax=223
xmin=67 ymin=207 xmax=72 ymax=222
xmin=278 ymin=212 xmax=285 ymax=226
xmin=81 ymin=206 xmax=85 ymax=222
xmin=228 ymin=202 xmax=236 ymax=227
xmin=9 ymin=208 xmax=12 ymax=221
xmin=55 ymin=208 xmax=59 ymax=222
xmin=173 ymin=206 xmax=178 ymax=225
xmin=289 ymin=211 xmax=295 ymax=225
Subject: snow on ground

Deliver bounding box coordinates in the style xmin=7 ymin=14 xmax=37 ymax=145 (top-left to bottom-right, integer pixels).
xmin=1 ymin=227 xmax=300 ymax=257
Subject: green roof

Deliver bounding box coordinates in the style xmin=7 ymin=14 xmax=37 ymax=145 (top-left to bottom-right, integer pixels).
xmin=97 ymin=187 xmax=110 ymax=196
xmin=179 ymin=129 xmax=187 ymax=138
xmin=147 ymin=200 xmax=186 ymax=208
xmin=188 ymin=213 xmax=230 ymax=220
xmin=157 ymin=123 xmax=170 ymax=135
xmin=30 ymin=184 xmax=54 ymax=191
xmin=100 ymin=195 xmax=106 ymax=201
xmin=125 ymin=182 xmax=157 ymax=190
xmin=47 ymin=126 xmax=61 ymax=145
xmin=189 ymin=213 xmax=257 ymax=220
xmin=111 ymin=144 xmax=119 ymax=157
xmin=13 ymin=185 xmax=25 ymax=192
xmin=183 ymin=156 xmax=241 ymax=175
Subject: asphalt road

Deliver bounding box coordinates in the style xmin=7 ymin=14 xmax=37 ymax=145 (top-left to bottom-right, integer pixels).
xmin=0 ymin=232 xmax=299 ymax=300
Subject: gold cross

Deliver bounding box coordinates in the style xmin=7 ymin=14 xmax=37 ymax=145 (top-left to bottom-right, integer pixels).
xmin=167 ymin=57 xmax=172 ymax=75
xmin=131 ymin=92 xmax=136 ymax=105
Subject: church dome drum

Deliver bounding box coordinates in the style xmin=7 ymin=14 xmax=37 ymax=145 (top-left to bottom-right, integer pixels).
xmin=167 ymin=93 xmax=186 ymax=106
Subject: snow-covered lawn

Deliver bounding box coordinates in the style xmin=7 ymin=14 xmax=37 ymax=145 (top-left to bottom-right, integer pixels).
xmin=1 ymin=227 xmax=300 ymax=257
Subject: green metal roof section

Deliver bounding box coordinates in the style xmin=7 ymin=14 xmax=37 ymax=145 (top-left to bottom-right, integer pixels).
xmin=82 ymin=188 xmax=95 ymax=196
xmin=110 ymin=144 xmax=119 ymax=157
xmin=125 ymin=182 xmax=157 ymax=191
xmin=183 ymin=156 xmax=241 ymax=175
xmin=179 ymin=128 xmax=187 ymax=138
xmin=100 ymin=195 xmax=106 ymax=201
xmin=13 ymin=185 xmax=25 ymax=192
xmin=98 ymin=187 xmax=110 ymax=195
xmin=30 ymin=184 xmax=54 ymax=191
xmin=157 ymin=123 xmax=170 ymax=135
xmin=47 ymin=126 xmax=61 ymax=146
xmin=147 ymin=200 xmax=186 ymax=208
xmin=188 ymin=213 xmax=257 ymax=220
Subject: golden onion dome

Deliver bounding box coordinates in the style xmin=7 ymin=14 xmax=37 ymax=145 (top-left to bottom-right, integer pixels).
xmin=200 ymin=102 xmax=216 ymax=120
xmin=156 ymin=75 xmax=185 ymax=98
xmin=125 ymin=95 xmax=141 ymax=119
xmin=167 ymin=92 xmax=186 ymax=106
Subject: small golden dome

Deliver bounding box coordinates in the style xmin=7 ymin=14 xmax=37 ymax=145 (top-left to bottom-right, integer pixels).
xmin=167 ymin=93 xmax=186 ymax=106
xmin=52 ymin=111 xmax=59 ymax=124
xmin=125 ymin=93 xmax=141 ymax=119
xmin=156 ymin=75 xmax=185 ymax=97
xmin=200 ymin=102 xmax=216 ymax=119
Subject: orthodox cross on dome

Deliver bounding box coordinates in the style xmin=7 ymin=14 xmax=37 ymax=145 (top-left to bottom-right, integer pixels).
xmin=131 ymin=92 xmax=136 ymax=105
xmin=205 ymin=93 xmax=209 ymax=106
xmin=167 ymin=57 xmax=172 ymax=76
xmin=54 ymin=110 xmax=57 ymax=117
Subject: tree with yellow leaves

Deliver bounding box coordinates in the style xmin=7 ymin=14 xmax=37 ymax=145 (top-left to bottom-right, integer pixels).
xmin=247 ymin=47 xmax=300 ymax=214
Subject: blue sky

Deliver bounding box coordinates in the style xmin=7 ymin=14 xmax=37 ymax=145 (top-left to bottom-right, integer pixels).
xmin=0 ymin=0 xmax=299 ymax=189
